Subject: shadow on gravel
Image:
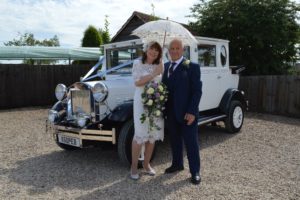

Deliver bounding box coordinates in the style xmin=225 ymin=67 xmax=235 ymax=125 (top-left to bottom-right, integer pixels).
xmin=198 ymin=124 xmax=237 ymax=150
xmin=4 ymin=125 xmax=235 ymax=195
xmin=74 ymin=125 xmax=236 ymax=200
xmin=149 ymin=124 xmax=237 ymax=167
xmin=75 ymin=172 xmax=189 ymax=200
xmin=5 ymin=148 xmax=126 ymax=194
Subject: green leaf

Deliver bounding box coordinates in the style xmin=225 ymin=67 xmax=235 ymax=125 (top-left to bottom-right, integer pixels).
xmin=189 ymin=0 xmax=300 ymax=75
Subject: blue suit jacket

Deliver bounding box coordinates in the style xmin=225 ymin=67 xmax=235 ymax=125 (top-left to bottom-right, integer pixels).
xmin=162 ymin=58 xmax=202 ymax=123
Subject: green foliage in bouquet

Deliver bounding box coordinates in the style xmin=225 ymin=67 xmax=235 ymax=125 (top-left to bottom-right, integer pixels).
xmin=140 ymin=81 xmax=168 ymax=133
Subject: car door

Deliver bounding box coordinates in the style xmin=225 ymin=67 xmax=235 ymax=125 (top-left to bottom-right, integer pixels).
xmin=198 ymin=44 xmax=224 ymax=111
xmin=215 ymin=44 xmax=237 ymax=98
xmin=102 ymin=46 xmax=141 ymax=113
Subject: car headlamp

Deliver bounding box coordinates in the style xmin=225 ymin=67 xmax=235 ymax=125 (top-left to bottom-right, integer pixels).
xmin=92 ymin=82 xmax=108 ymax=102
xmin=55 ymin=84 xmax=67 ymax=101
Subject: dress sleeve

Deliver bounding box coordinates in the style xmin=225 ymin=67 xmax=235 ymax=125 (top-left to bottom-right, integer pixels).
xmin=132 ymin=59 xmax=142 ymax=82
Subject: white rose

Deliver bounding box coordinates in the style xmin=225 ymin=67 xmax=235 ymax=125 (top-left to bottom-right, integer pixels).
xmin=143 ymin=43 xmax=148 ymax=52
xmin=147 ymin=87 xmax=155 ymax=94
xmin=147 ymin=99 xmax=153 ymax=106
xmin=155 ymin=110 xmax=161 ymax=117
xmin=160 ymin=96 xmax=164 ymax=101
xmin=158 ymin=85 xmax=164 ymax=92
xmin=184 ymin=60 xmax=191 ymax=65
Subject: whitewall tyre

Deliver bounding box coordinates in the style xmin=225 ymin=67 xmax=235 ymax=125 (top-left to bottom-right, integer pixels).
xmin=225 ymin=100 xmax=244 ymax=133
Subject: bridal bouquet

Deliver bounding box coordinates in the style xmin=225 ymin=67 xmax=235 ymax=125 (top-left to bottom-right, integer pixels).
xmin=140 ymin=80 xmax=168 ymax=132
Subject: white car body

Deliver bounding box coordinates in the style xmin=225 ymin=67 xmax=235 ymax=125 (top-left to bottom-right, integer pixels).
xmin=48 ymin=36 xmax=247 ymax=165
xmin=100 ymin=37 xmax=238 ymax=114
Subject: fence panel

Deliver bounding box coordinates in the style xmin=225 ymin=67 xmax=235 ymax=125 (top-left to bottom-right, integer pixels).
xmin=0 ymin=64 xmax=90 ymax=109
xmin=239 ymin=75 xmax=300 ymax=118
xmin=1 ymin=65 xmax=299 ymax=118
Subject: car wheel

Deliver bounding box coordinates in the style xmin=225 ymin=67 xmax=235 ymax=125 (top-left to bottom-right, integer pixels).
xmin=117 ymin=119 xmax=155 ymax=167
xmin=225 ymin=100 xmax=244 ymax=133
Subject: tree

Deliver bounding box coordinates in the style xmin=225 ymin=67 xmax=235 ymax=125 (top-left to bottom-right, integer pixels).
xmin=4 ymin=32 xmax=60 ymax=46
xmin=81 ymin=25 xmax=102 ymax=47
xmin=99 ymin=15 xmax=111 ymax=44
xmin=4 ymin=32 xmax=60 ymax=64
xmin=77 ymin=25 xmax=103 ymax=65
xmin=189 ymin=0 xmax=300 ymax=75
xmin=38 ymin=35 xmax=60 ymax=47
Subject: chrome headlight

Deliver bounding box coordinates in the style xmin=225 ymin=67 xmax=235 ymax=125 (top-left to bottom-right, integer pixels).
xmin=92 ymin=82 xmax=108 ymax=102
xmin=55 ymin=84 xmax=67 ymax=101
xmin=48 ymin=110 xmax=58 ymax=123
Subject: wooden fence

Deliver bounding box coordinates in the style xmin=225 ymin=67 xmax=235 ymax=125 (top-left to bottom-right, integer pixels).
xmin=0 ymin=64 xmax=299 ymax=118
xmin=239 ymin=75 xmax=300 ymax=118
xmin=0 ymin=64 xmax=90 ymax=109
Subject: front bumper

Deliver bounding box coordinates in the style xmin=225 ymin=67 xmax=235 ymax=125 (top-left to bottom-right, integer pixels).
xmin=54 ymin=125 xmax=116 ymax=147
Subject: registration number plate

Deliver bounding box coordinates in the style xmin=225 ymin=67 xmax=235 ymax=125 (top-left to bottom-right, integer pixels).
xmin=58 ymin=134 xmax=80 ymax=147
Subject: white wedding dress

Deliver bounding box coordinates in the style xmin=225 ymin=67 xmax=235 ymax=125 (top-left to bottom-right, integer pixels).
xmin=132 ymin=59 xmax=164 ymax=144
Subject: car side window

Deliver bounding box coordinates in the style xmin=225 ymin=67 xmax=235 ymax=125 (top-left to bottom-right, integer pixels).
xmin=184 ymin=46 xmax=190 ymax=60
xmin=220 ymin=45 xmax=227 ymax=67
xmin=106 ymin=46 xmax=142 ymax=75
xmin=198 ymin=45 xmax=216 ymax=67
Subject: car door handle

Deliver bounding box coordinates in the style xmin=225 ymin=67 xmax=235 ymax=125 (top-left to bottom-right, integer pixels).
xmin=217 ymin=75 xmax=222 ymax=79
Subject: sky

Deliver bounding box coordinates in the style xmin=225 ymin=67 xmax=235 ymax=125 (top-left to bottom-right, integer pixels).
xmin=0 ymin=0 xmax=299 ymax=48
xmin=0 ymin=0 xmax=201 ymax=47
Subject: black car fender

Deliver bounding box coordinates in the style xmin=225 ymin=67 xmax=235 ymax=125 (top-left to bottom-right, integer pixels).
xmin=108 ymin=100 xmax=133 ymax=122
xmin=50 ymin=101 xmax=67 ymax=123
xmin=51 ymin=101 xmax=65 ymax=111
xmin=219 ymin=89 xmax=247 ymax=114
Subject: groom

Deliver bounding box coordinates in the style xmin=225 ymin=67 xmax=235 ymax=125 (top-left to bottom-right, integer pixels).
xmin=162 ymin=38 xmax=202 ymax=185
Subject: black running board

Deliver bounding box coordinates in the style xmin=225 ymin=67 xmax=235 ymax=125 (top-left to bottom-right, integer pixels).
xmin=198 ymin=114 xmax=227 ymax=126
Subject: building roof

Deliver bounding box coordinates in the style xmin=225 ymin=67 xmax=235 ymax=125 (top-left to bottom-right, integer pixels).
xmin=111 ymin=11 xmax=156 ymax=42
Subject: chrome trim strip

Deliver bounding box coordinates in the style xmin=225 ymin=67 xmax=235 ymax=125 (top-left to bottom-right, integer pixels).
xmin=55 ymin=125 xmax=116 ymax=145
xmin=198 ymin=114 xmax=227 ymax=125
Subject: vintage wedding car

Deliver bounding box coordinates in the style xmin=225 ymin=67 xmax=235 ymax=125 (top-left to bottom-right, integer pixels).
xmin=47 ymin=36 xmax=247 ymax=165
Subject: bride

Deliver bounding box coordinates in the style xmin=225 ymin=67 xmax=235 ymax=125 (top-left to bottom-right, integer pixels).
xmin=130 ymin=41 xmax=164 ymax=180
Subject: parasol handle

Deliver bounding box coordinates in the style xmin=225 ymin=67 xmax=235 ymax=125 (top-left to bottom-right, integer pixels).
xmin=162 ymin=30 xmax=168 ymax=62
xmin=162 ymin=30 xmax=166 ymax=47
xmin=162 ymin=17 xmax=169 ymax=47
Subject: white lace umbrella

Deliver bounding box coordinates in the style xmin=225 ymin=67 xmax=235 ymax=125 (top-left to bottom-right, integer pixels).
xmin=132 ymin=19 xmax=197 ymax=47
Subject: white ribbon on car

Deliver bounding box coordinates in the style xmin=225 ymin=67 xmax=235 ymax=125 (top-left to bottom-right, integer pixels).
xmin=83 ymin=59 xmax=134 ymax=81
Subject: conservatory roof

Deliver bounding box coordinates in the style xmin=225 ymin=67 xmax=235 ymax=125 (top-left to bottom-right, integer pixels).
xmin=0 ymin=46 xmax=102 ymax=60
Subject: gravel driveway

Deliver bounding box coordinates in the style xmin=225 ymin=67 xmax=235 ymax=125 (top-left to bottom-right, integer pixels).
xmin=0 ymin=108 xmax=299 ymax=200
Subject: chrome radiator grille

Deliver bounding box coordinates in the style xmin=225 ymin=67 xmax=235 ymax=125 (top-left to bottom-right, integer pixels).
xmin=71 ymin=89 xmax=91 ymax=115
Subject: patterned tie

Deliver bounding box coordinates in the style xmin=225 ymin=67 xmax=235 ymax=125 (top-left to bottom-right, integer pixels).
xmin=168 ymin=62 xmax=176 ymax=77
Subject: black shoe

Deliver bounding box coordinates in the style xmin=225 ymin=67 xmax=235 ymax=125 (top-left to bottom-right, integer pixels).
xmin=191 ymin=173 xmax=201 ymax=185
xmin=164 ymin=165 xmax=184 ymax=174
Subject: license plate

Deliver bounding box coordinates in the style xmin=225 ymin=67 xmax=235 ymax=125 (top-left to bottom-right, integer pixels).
xmin=58 ymin=134 xmax=80 ymax=147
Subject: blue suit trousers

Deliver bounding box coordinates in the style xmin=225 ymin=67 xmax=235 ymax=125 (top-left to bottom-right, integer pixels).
xmin=166 ymin=108 xmax=200 ymax=176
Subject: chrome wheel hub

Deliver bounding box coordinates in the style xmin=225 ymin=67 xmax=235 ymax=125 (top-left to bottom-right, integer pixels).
xmin=233 ymin=106 xmax=243 ymax=128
